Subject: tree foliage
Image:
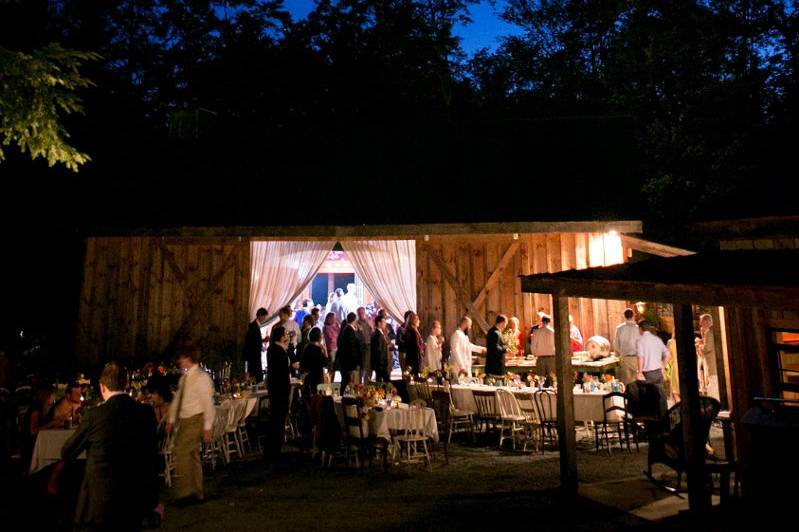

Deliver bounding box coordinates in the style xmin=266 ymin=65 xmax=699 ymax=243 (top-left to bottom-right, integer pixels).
xmin=0 ymin=43 xmax=99 ymax=171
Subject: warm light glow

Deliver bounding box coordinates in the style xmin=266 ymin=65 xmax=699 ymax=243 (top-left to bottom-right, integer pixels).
xmin=603 ymin=231 xmax=624 ymax=265
xmin=608 ymin=229 xmax=618 ymax=237
xmin=635 ymin=301 xmax=646 ymax=313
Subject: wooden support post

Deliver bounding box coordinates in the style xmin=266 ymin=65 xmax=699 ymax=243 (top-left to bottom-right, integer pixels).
xmin=710 ymin=306 xmax=728 ymax=408
xmin=673 ymin=303 xmax=711 ymax=514
xmin=553 ymin=293 xmax=577 ymax=494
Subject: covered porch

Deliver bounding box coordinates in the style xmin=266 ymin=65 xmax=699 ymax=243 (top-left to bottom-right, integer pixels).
xmin=521 ymin=249 xmax=799 ymax=514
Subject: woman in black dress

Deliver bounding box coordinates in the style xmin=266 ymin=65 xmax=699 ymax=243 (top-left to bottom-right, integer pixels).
xmin=300 ymin=327 xmax=329 ymax=396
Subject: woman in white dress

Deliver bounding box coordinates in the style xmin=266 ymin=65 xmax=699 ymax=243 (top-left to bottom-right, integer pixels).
xmin=425 ymin=320 xmax=444 ymax=371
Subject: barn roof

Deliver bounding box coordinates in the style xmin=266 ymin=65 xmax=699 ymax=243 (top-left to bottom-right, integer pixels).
xmin=521 ymin=249 xmax=799 ymax=310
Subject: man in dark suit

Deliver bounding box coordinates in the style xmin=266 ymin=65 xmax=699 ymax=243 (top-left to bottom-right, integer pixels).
xmin=371 ymin=314 xmax=391 ymax=382
xmin=485 ymin=314 xmax=509 ymax=377
xmin=244 ymin=307 xmax=268 ymax=382
xmin=62 ymin=362 xmax=158 ymax=531
xmin=336 ymin=313 xmax=360 ymax=392
xmin=265 ymin=325 xmax=298 ymax=460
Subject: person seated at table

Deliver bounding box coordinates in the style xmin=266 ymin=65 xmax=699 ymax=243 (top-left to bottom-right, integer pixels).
xmin=150 ymin=382 xmax=173 ymax=429
xmin=300 ymin=327 xmax=329 ymax=396
xmin=485 ymin=314 xmax=508 ymax=376
xmin=21 ymin=382 xmax=55 ymax=469
xmin=50 ymin=381 xmax=83 ymax=427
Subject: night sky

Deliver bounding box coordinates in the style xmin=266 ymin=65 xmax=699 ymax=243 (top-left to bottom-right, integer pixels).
xmin=286 ymin=0 xmax=522 ymax=53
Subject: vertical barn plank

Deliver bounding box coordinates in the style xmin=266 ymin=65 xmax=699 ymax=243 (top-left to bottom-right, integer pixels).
xmin=520 ymin=239 xmax=533 ymax=331
xmin=485 ymin=241 xmax=500 ymax=325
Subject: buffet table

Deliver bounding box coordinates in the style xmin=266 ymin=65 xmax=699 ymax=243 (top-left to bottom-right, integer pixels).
xmin=472 ymin=355 xmax=621 ymax=375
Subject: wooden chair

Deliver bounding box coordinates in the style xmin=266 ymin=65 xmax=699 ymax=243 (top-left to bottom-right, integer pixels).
xmin=514 ymin=391 xmax=540 ymax=452
xmin=430 ymin=391 xmax=451 ymax=464
xmin=237 ymin=397 xmax=258 ymax=456
xmin=410 ymin=398 xmax=428 ymax=408
xmin=394 ymin=406 xmax=431 ymax=466
xmin=645 ymin=396 xmax=721 ymax=492
xmin=532 ymin=389 xmax=557 ymax=453
xmin=415 ymin=381 xmax=433 ymax=407
xmin=340 ymin=397 xmax=388 ymax=470
xmin=438 ymin=385 xmax=475 ymax=442
xmin=472 ymin=390 xmax=500 ymax=433
xmin=495 ymin=389 xmax=527 ymax=450
xmin=159 ymin=430 xmax=176 ymax=486
xmin=596 ymin=392 xmax=637 ymax=455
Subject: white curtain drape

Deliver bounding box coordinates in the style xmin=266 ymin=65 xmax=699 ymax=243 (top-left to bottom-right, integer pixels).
xmin=249 ymin=241 xmax=335 ymax=321
xmin=340 ymin=240 xmax=416 ymax=321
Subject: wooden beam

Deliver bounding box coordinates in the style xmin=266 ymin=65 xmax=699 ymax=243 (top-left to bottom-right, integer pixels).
xmin=521 ymin=277 xmax=799 ymax=311
xmin=425 ymin=245 xmax=491 ymax=335
xmin=472 ymin=241 xmax=520 ymax=310
xmin=619 ymin=235 xmax=694 ymax=257
xmin=553 ymin=294 xmax=578 ymax=494
xmin=83 ymin=220 xmax=643 ymax=239
xmin=157 ymin=240 xmax=187 ymax=284
xmin=674 ymin=304 xmax=711 ymax=514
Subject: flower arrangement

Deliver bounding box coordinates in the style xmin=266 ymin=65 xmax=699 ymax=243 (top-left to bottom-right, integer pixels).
xmin=602 ymin=374 xmax=614 ymax=383
xmin=548 ymin=371 xmax=557 ymax=387
xmin=485 ymin=375 xmax=496 ymax=386
xmin=402 ymin=367 xmax=414 ymax=382
xmin=502 ymin=327 xmax=520 ymax=357
xmin=420 ymin=367 xmax=430 ymax=380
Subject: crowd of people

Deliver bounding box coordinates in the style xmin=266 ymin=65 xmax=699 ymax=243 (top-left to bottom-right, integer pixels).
xmin=0 ymin=293 xmax=720 ymax=530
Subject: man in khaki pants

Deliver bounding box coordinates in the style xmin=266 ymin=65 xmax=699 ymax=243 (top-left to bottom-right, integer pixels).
xmin=167 ymin=347 xmax=215 ymax=503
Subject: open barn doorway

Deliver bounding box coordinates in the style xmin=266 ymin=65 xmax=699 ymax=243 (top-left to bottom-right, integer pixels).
xmin=249 ymin=239 xmax=417 ymax=382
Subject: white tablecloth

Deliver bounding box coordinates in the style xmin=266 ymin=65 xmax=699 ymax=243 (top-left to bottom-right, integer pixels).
xmin=334 ymin=400 xmax=439 ymax=443
xmin=410 ymin=383 xmax=624 ymax=423
xmin=29 ymin=428 xmax=80 ymax=475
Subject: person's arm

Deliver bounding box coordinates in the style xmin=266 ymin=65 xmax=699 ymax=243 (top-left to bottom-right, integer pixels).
xmin=613 ymin=327 xmax=622 ymax=354
xmin=200 ymin=374 xmax=215 ymax=441
xmin=61 ymin=410 xmax=91 ymax=461
xmin=661 ymin=343 xmax=670 ymax=381
xmin=167 ymin=378 xmax=180 ymax=431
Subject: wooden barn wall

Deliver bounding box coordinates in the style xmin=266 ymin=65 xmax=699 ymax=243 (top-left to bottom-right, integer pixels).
xmin=416 ymin=232 xmax=628 ymax=343
xmin=76 ymin=237 xmax=250 ymax=366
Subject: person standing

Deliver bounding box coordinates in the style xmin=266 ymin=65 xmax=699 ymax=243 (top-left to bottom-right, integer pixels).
xmin=294 ymin=299 xmax=313 ymax=326
xmin=403 ymin=312 xmax=424 ymax=376
xmin=485 ymin=314 xmax=509 ymax=377
xmin=613 ymin=308 xmax=640 ymax=384
xmin=322 ymin=312 xmax=340 ymax=378
xmin=277 ymin=305 xmax=302 ymax=349
xmin=340 ymin=283 xmax=359 ymax=319
xmin=530 ymin=315 xmax=556 ymax=378
xmin=569 ymin=315 xmax=583 ymax=353
xmin=449 ymin=317 xmax=486 ymax=379
xmin=396 ymin=310 xmax=413 ymax=372
xmin=355 ymin=307 xmax=373 ymax=383
xmin=265 ymin=326 xmax=298 ymax=460
xmin=62 ymin=362 xmax=158 ymax=530
xmin=336 ymin=313 xmax=361 ymax=392
xmin=244 ymin=308 xmax=268 ymax=383
xmin=371 ymin=314 xmax=392 ymax=383
xmin=696 ymin=314 xmax=717 ymax=398
xmin=167 ymin=348 xmax=215 ymax=503
xmin=636 ymin=321 xmax=670 ymax=414
xmin=425 ymin=320 xmax=444 ymax=371
xmin=331 ymin=288 xmax=346 ymax=323
xmin=300 ymin=328 xmax=329 ymax=397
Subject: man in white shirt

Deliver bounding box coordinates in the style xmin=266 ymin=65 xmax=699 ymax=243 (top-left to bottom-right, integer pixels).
xmin=449 ymin=316 xmax=486 ymax=378
xmin=277 ymin=305 xmax=302 ymax=352
xmin=530 ymin=316 xmax=556 ymax=377
xmin=636 ymin=321 xmax=670 ymax=413
xmin=613 ymin=308 xmax=640 ymax=384
xmin=340 ymin=283 xmax=359 ymax=318
xmin=167 ymin=347 xmax=215 ymax=502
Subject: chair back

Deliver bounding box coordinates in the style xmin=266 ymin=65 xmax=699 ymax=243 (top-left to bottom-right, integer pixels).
xmin=341 ymin=396 xmax=367 ymax=440
xmin=213 ymin=403 xmax=231 ymax=440
xmin=496 ymin=389 xmax=523 ymax=419
xmin=415 ymin=381 xmax=433 ymax=406
xmin=514 ymin=391 xmax=538 ymax=422
xmin=603 ymin=392 xmax=629 ymax=424
xmin=625 ymin=380 xmax=667 ymax=420
xmin=472 ymin=390 xmax=497 ymax=418
xmin=532 ymin=389 xmax=556 ymax=422
xmin=405 ymin=405 xmax=427 ymax=438
xmin=317 ymin=383 xmax=341 ymax=397
xmin=431 ymin=390 xmax=452 ymax=430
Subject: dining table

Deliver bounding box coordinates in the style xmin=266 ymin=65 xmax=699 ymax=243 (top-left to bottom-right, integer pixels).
xmin=333 ymin=398 xmax=439 ymax=443
xmin=29 ymin=428 xmax=84 ymax=475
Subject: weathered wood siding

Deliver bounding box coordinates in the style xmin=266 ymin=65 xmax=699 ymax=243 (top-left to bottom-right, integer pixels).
xmin=416 ymin=232 xmax=628 ymax=343
xmin=77 ymin=237 xmax=250 ymax=365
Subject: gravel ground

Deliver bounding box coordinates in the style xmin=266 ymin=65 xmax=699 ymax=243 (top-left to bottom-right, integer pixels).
xmin=159 ymin=428 xmax=728 ymax=532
